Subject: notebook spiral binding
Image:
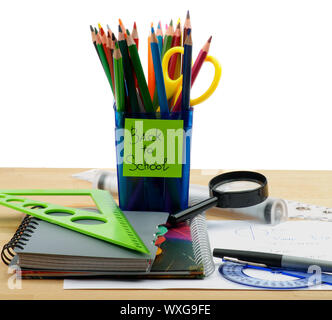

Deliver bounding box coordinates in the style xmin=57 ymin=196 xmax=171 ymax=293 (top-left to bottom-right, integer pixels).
xmin=1 ymin=215 xmax=39 ymax=266
xmin=190 ymin=213 xmax=215 ymax=277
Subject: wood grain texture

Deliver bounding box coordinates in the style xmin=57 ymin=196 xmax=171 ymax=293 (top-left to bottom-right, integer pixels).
xmin=1 ymin=168 xmax=332 ymax=300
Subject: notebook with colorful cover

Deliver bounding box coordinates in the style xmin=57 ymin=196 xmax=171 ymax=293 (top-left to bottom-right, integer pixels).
xmin=5 ymin=213 xmax=214 ymax=279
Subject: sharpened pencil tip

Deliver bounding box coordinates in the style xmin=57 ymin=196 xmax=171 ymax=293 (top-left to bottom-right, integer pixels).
xmin=186 ymin=10 xmax=190 ymax=19
xmin=90 ymin=25 xmax=94 ymax=32
xmin=133 ymin=21 xmax=137 ymax=29
xmin=169 ymin=19 xmax=173 ymax=27
xmin=123 ymin=29 xmax=129 ymax=39
xmin=118 ymin=25 xmax=122 ymax=33
xmin=151 ymin=26 xmax=155 ymax=34
xmin=98 ymin=23 xmax=102 ymax=29
xmin=208 ymin=36 xmax=212 ymax=43
xmin=112 ymin=33 xmax=116 ymax=41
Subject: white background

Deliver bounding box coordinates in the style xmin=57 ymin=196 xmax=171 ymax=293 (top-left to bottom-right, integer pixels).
xmin=1 ymin=0 xmax=332 ymax=169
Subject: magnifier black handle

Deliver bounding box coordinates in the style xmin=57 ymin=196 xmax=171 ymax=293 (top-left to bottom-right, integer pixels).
xmin=168 ymin=197 xmax=219 ymax=225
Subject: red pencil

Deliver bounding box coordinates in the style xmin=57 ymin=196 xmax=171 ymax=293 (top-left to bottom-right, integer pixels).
xmin=100 ymin=30 xmax=113 ymax=73
xmin=132 ymin=22 xmax=139 ymax=50
xmin=98 ymin=23 xmax=104 ymax=33
xmin=168 ymin=22 xmax=181 ymax=79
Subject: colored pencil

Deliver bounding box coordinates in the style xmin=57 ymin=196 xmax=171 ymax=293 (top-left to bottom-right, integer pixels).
xmin=95 ymin=32 xmax=114 ymax=94
xmin=90 ymin=25 xmax=101 ymax=62
xmin=98 ymin=23 xmax=105 ymax=36
xmin=99 ymin=26 xmax=114 ymax=91
xmin=131 ymin=22 xmax=139 ymax=89
xmin=172 ymin=35 xmax=212 ymax=112
xmin=118 ymin=19 xmax=126 ymax=36
xmin=183 ymin=11 xmax=191 ymax=48
xmin=182 ymin=11 xmax=191 ymax=72
xmin=181 ymin=29 xmax=192 ymax=112
xmin=113 ymin=42 xmax=125 ymax=111
xmin=174 ymin=18 xmax=182 ymax=78
xmin=100 ymin=29 xmax=113 ymax=73
xmin=191 ymin=36 xmax=212 ymax=85
xmin=150 ymin=27 xmax=169 ymax=114
xmin=161 ymin=20 xmax=174 ymax=58
xmin=168 ymin=22 xmax=181 ymax=79
xmin=148 ymin=32 xmax=156 ymax=100
xmin=106 ymin=24 xmax=113 ymax=40
xmin=106 ymin=32 xmax=115 ymax=94
xmin=156 ymin=21 xmax=163 ymax=55
xmin=126 ymin=30 xmax=154 ymax=113
xmin=153 ymin=20 xmax=174 ymax=107
xmin=132 ymin=22 xmax=139 ymax=50
xmin=118 ymin=25 xmax=139 ymax=112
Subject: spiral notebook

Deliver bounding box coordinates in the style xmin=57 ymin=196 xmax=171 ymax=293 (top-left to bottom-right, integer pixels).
xmin=3 ymin=212 xmax=214 ymax=279
xmin=3 ymin=210 xmax=169 ymax=275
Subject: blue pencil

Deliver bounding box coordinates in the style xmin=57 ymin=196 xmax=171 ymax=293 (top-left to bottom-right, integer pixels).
xmin=181 ymin=29 xmax=192 ymax=111
xmin=150 ymin=27 xmax=169 ymax=114
xmin=156 ymin=22 xmax=163 ymax=55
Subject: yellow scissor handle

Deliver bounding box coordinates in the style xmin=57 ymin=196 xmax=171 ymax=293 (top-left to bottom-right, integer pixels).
xmin=162 ymin=47 xmax=184 ymax=100
xmin=162 ymin=46 xmax=222 ymax=106
xmin=190 ymin=55 xmax=222 ymax=106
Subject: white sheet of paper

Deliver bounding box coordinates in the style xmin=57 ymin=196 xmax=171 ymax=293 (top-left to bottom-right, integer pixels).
xmin=64 ymin=220 xmax=332 ymax=290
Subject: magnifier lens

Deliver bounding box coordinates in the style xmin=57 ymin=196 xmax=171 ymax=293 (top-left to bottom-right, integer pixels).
xmin=169 ymin=171 xmax=269 ymax=225
xmin=214 ymin=180 xmax=262 ymax=193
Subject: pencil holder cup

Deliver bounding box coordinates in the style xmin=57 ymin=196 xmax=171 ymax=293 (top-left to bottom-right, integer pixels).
xmin=114 ymin=105 xmax=193 ymax=215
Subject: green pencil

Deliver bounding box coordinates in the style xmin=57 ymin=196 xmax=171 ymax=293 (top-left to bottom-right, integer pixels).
xmin=118 ymin=25 xmax=140 ymax=113
xmin=161 ymin=20 xmax=174 ymax=58
xmin=96 ymin=32 xmax=114 ymax=94
xmin=113 ymin=42 xmax=125 ymax=112
xmin=126 ymin=30 xmax=154 ymax=113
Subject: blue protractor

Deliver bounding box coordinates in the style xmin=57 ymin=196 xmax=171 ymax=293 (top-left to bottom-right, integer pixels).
xmin=219 ymin=262 xmax=332 ymax=289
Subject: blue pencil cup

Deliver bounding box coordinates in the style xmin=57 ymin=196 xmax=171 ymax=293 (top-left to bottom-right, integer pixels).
xmin=114 ymin=106 xmax=193 ymax=215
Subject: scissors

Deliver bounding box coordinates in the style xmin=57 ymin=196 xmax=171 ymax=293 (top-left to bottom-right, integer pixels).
xmin=161 ymin=46 xmax=222 ymax=111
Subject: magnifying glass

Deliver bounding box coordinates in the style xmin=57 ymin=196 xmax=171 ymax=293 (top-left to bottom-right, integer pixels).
xmin=168 ymin=171 xmax=269 ymax=225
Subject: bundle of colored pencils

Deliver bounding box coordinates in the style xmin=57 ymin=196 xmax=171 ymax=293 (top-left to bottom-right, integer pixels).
xmin=90 ymin=11 xmax=212 ymax=114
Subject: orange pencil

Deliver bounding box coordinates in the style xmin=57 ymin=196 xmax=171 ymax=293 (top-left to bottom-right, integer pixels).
xmin=119 ymin=19 xmax=127 ymax=38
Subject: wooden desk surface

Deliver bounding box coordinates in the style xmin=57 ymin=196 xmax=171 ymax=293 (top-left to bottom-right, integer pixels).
xmin=1 ymin=168 xmax=332 ymax=300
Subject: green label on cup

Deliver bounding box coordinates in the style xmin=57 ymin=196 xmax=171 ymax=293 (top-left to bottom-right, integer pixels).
xmin=123 ymin=118 xmax=184 ymax=178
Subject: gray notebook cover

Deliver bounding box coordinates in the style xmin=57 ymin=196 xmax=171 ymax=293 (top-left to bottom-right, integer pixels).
xmin=14 ymin=210 xmax=169 ymax=260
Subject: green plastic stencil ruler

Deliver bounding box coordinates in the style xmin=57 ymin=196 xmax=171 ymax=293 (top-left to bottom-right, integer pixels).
xmin=0 ymin=189 xmax=149 ymax=254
